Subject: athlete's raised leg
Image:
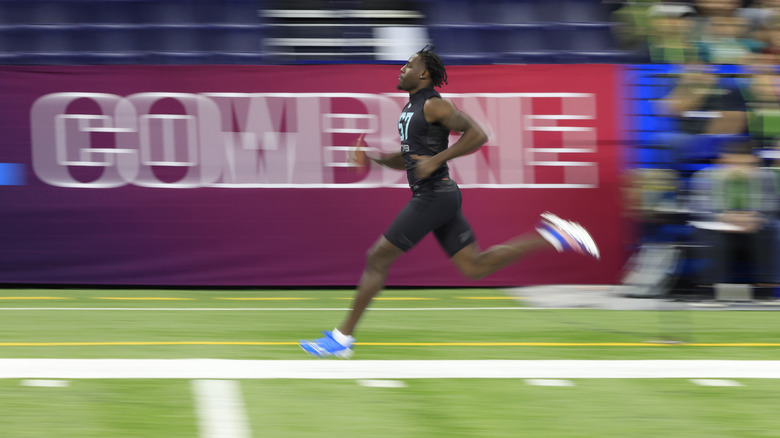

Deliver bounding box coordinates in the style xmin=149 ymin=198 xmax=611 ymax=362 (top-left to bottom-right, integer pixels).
xmin=450 ymin=212 xmax=600 ymax=280
xmin=450 ymin=233 xmax=551 ymax=280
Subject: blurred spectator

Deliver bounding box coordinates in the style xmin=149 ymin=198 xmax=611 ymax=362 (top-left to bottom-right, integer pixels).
xmin=738 ymin=53 xmax=780 ymax=147
xmin=693 ymin=0 xmax=742 ymax=20
xmin=610 ymin=0 xmax=759 ymax=62
xmin=625 ymin=167 xmax=685 ymax=243
xmin=765 ymin=141 xmax=780 ymax=285
xmin=738 ymin=0 xmax=780 ymax=32
xmin=646 ymin=4 xmax=700 ymax=63
xmin=609 ymin=0 xmax=661 ymax=61
xmin=761 ymin=21 xmax=780 ymax=54
xmin=688 ymin=141 xmax=778 ymax=284
xmin=699 ymin=15 xmax=765 ymax=63
xmin=689 ymin=0 xmax=741 ymax=35
xmin=659 ymin=65 xmax=747 ymax=168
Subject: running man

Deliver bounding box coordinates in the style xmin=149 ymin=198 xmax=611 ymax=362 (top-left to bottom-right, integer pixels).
xmin=300 ymin=48 xmax=600 ymax=358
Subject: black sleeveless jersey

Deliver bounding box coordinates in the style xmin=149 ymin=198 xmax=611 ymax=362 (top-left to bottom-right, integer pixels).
xmin=398 ymin=87 xmax=451 ymax=189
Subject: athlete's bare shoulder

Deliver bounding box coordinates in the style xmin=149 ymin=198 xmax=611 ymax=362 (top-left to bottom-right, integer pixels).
xmin=423 ymin=97 xmax=456 ymax=124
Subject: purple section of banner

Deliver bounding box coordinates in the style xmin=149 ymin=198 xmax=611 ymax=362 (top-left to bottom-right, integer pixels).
xmin=0 ymin=65 xmax=626 ymax=286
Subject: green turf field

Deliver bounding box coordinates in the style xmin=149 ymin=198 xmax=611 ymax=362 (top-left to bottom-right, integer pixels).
xmin=0 ymin=287 xmax=779 ymax=437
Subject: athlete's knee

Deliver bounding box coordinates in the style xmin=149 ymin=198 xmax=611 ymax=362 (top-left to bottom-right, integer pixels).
xmin=365 ymin=250 xmax=393 ymax=274
xmin=451 ymin=244 xmax=487 ymax=280
xmin=454 ymin=258 xmax=487 ymax=280
xmin=365 ymin=239 xmax=401 ymax=272
xmin=364 ymin=246 xmax=384 ymax=271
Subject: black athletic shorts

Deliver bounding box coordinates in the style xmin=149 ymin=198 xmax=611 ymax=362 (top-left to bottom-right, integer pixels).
xmin=383 ymin=179 xmax=476 ymax=257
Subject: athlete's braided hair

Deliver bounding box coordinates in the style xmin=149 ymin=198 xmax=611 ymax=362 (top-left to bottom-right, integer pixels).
xmin=416 ymin=46 xmax=448 ymax=88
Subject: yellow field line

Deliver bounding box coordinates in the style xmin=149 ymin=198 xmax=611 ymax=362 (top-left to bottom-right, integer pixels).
xmin=91 ymin=297 xmax=196 ymax=301
xmin=0 ymin=296 xmax=517 ymax=301
xmin=0 ymin=342 xmax=779 ymax=347
xmin=376 ymin=297 xmax=438 ymax=300
xmin=214 ymin=298 xmax=314 ymax=301
xmin=0 ymin=297 xmax=72 ymax=300
xmin=358 ymin=342 xmax=780 ymax=347
xmin=0 ymin=342 xmax=297 ymax=346
xmin=456 ymin=297 xmax=523 ymax=300
xmin=334 ymin=297 xmax=437 ymax=301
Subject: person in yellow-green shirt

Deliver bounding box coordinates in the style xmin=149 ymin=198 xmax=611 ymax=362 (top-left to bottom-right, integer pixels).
xmin=689 ymin=141 xmax=778 ymax=285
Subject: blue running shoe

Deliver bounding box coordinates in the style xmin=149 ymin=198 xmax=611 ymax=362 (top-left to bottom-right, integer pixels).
xmin=536 ymin=212 xmax=600 ymax=259
xmin=300 ymin=330 xmax=354 ymax=358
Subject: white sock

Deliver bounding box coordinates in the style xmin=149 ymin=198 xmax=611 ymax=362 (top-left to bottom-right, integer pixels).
xmin=332 ymin=328 xmax=355 ymax=346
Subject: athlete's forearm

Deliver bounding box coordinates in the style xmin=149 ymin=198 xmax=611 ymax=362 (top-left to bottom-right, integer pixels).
xmin=420 ymin=99 xmax=488 ymax=169
xmin=438 ymin=127 xmax=487 ymax=162
xmin=429 ymin=117 xmax=487 ymax=167
xmin=369 ymin=151 xmax=406 ymax=170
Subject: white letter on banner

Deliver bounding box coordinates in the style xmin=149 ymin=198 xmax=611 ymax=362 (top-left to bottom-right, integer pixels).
xmin=524 ymin=94 xmax=598 ymax=188
xmin=493 ymin=95 xmax=528 ymax=186
xmin=322 ymin=93 xmax=406 ymax=187
xmin=118 ymin=93 xmax=223 ymax=188
xmin=204 ymin=93 xmax=322 ymax=186
xmin=283 ymin=94 xmax=320 ymax=185
xmin=443 ymin=94 xmax=502 ymax=186
xmin=30 ymin=92 xmax=137 ymax=188
xmin=205 ymin=93 xmax=267 ymax=186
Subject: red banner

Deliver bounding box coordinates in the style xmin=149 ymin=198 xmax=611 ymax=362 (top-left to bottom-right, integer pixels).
xmin=0 ymin=64 xmax=626 ymax=286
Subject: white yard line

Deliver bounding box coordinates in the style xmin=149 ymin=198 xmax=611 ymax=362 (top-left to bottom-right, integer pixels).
xmin=192 ymin=380 xmax=251 ymax=438
xmin=525 ymin=379 xmax=575 ymax=386
xmin=357 ymin=379 xmax=408 ymax=388
xmin=21 ymin=379 xmax=69 ymax=387
xmin=690 ymin=379 xmax=744 ymax=387
xmin=1 ymin=360 xmax=780 ymax=379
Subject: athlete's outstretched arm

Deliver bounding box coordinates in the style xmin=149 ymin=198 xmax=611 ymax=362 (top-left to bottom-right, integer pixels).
xmin=350 ymin=134 xmax=406 ymax=170
xmin=367 ymin=150 xmax=406 ymax=170
xmin=413 ymin=98 xmax=488 ymax=178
